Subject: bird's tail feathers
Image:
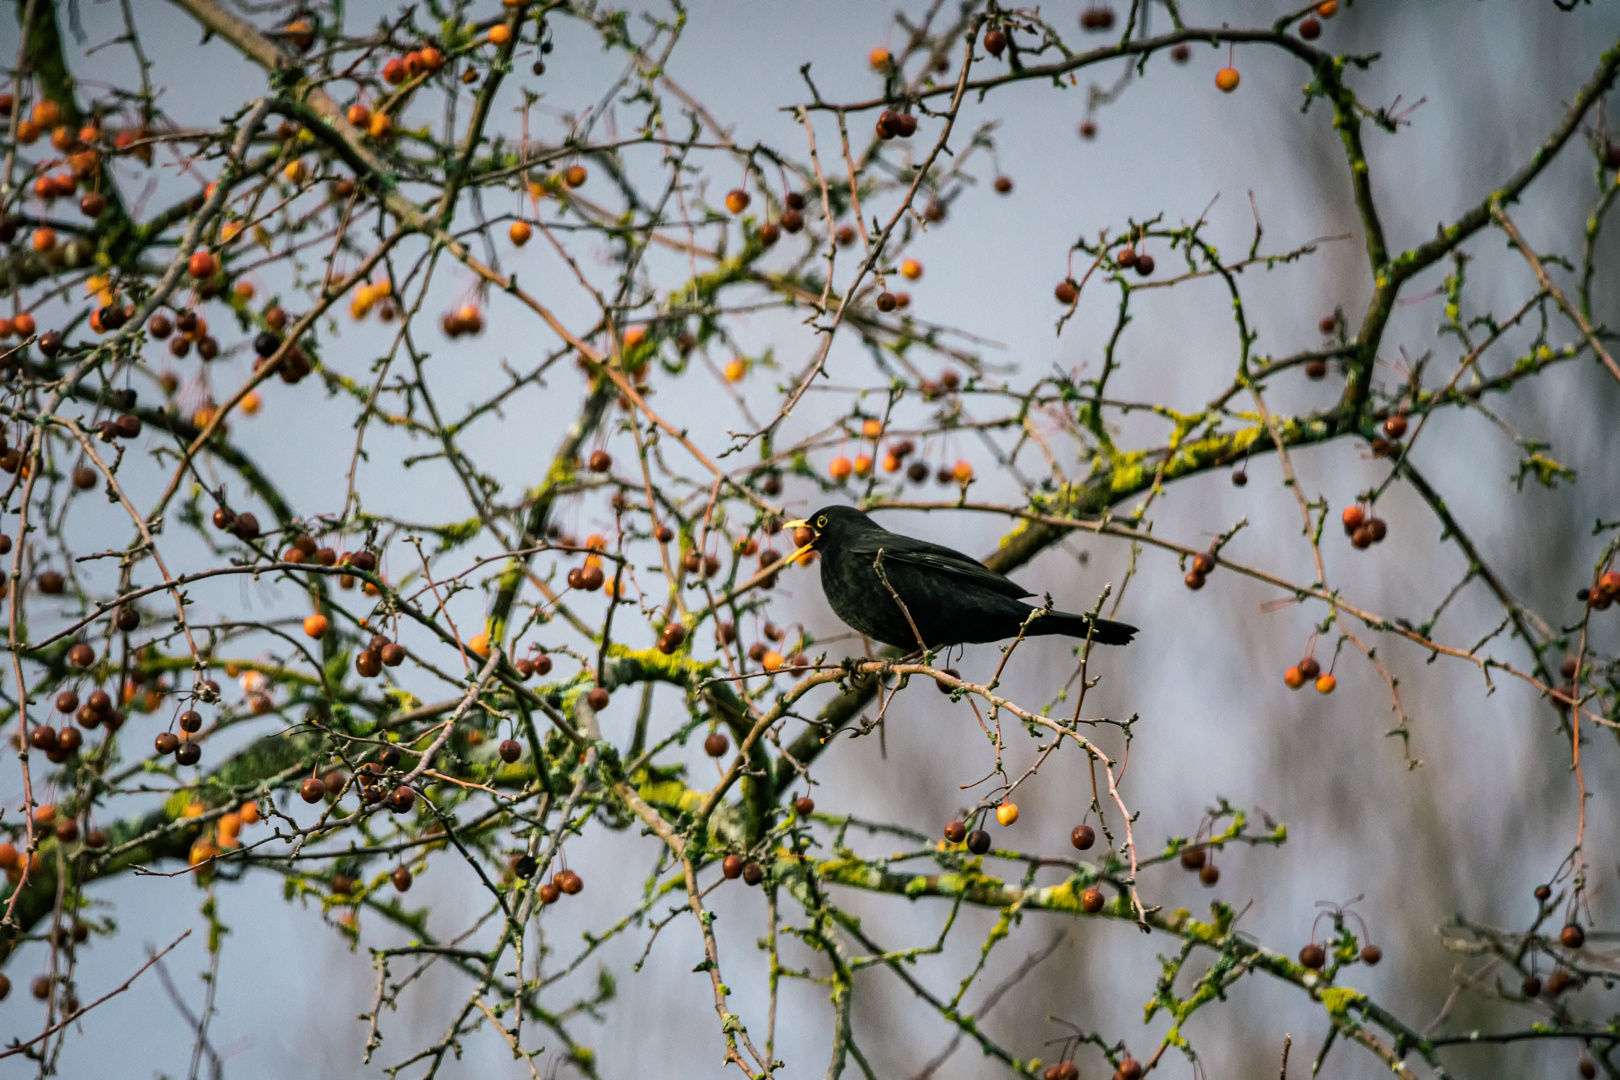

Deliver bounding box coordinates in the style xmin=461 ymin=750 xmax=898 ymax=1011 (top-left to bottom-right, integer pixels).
xmin=1027 ymin=609 xmax=1137 ymax=646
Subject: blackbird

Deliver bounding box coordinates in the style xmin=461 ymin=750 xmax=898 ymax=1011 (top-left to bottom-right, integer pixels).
xmin=786 ymin=506 xmax=1136 ymax=650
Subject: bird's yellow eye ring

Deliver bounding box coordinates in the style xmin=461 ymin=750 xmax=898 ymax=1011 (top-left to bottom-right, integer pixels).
xmin=816 ymin=515 xmax=827 ymax=528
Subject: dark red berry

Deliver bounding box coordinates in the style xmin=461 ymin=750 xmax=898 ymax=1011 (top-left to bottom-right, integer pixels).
xmin=1070 ymin=824 xmax=1095 ymax=850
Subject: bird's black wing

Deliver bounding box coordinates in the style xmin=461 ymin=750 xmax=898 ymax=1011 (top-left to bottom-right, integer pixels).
xmin=846 ymin=531 xmax=1033 ymax=600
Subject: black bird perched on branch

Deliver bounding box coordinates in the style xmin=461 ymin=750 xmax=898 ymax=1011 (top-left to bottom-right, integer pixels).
xmin=785 ymin=506 xmax=1136 ymax=650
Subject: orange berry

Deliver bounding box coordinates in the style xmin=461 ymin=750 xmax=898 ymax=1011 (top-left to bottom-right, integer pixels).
xmin=1341 ymin=506 xmax=1365 ymax=531
xmin=240 ymin=801 xmax=261 ymax=824
xmin=829 ymin=455 xmax=853 ymax=481
xmin=900 ymin=258 xmax=923 ymax=281
xmin=218 ymin=812 xmax=242 ymax=839
xmin=241 ymin=391 xmax=262 ymax=416
xmin=868 ymin=47 xmax=891 ymax=70
xmin=1283 ymin=666 xmax=1305 ymax=689
xmin=32 ymin=227 xmax=56 ymax=252
xmin=1215 ymin=68 xmax=1240 ymax=93
xmin=468 ymin=632 xmax=490 ymax=657
xmin=622 ymin=326 xmax=647 ymax=348
xmin=861 ymin=418 xmax=882 ymax=439
xmin=564 ymin=164 xmax=587 ymax=188
xmin=509 ymin=220 xmax=532 ymax=246
xmin=725 ymin=188 xmax=751 ymax=214
xmin=853 ymin=453 xmax=874 ymax=477
xmin=723 ymin=358 xmax=746 ymax=382
xmin=368 ymin=112 xmax=392 ymax=138
xmin=1315 ymin=673 xmax=1337 ymax=694
xmin=303 ymin=613 xmax=329 ymax=639
xmin=1316 ymin=0 xmax=1338 ymax=15
xmin=881 ymin=453 xmax=901 ymax=473
xmin=188 ymin=250 xmax=218 ymax=278
xmin=762 ymin=650 xmax=784 ymax=672
xmin=995 ymin=803 xmax=1019 ymax=826
xmin=489 ymin=24 xmax=512 ymax=45
xmin=347 ymin=104 xmax=371 ymax=127
xmin=951 ymin=459 xmax=974 ymax=484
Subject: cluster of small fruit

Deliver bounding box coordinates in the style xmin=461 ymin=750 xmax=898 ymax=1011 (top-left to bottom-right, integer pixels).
xmin=1296 ymin=935 xmax=1380 ymax=971
xmin=506 ymin=849 xmax=584 ymax=905
xmin=717 ymin=798 xmax=816 ymax=887
xmin=1054 ymin=242 xmax=1156 ymax=304
xmin=711 ymin=619 xmax=810 ymax=674
xmin=440 ymin=303 xmax=486 ymax=337
xmin=1044 ymin=1058 xmax=1142 ymax=1080
xmin=2 ymin=800 xmax=109 ymax=867
xmin=354 ymin=632 xmax=408 ymax=678
xmin=1177 ymin=843 xmax=1222 ymax=886
xmin=1282 ymin=654 xmax=1336 ymax=695
xmin=1575 ymin=568 xmax=1620 ymax=611
xmin=26 ymin=685 xmax=124 ymax=766
xmin=152 ymin=706 xmax=208 ymax=766
xmin=185 ymin=798 xmax=263 ymax=868
xmin=1341 ymin=504 xmax=1390 ymax=550
xmin=828 ymin=416 xmax=973 ymax=487
xmin=938 ymin=813 xmax=1105 ymax=906
xmin=874 ymin=108 xmax=919 ymax=141
xmin=1517 ymin=887 xmax=1590 ymax=1013
xmin=299 ymin=746 xmax=417 ymax=815
xmin=1182 ymin=550 xmax=1217 ymax=591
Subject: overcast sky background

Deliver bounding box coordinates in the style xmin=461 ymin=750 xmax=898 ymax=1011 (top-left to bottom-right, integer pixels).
xmin=4 ymin=2 xmax=1620 ymax=1077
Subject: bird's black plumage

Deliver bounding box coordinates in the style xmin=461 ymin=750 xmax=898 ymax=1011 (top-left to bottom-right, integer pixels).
xmin=789 ymin=506 xmax=1136 ymax=650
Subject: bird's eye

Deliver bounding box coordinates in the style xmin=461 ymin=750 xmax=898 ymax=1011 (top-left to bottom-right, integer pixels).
xmin=816 ymin=515 xmax=827 ymax=528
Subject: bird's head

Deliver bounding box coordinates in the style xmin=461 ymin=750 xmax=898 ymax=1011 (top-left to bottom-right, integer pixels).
xmin=783 ymin=505 xmax=876 ymax=554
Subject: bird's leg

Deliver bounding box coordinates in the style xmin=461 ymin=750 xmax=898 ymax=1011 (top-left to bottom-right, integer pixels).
xmin=870 ymin=548 xmax=930 ymax=656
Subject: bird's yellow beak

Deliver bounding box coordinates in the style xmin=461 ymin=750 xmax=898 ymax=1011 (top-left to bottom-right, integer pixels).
xmin=782 ymin=519 xmax=809 ymax=529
